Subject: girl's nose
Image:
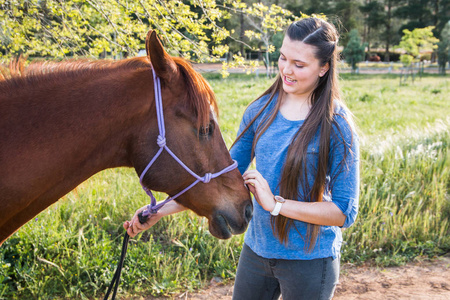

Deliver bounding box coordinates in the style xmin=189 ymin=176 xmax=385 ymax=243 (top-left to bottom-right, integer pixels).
xmin=283 ymin=64 xmax=293 ymax=75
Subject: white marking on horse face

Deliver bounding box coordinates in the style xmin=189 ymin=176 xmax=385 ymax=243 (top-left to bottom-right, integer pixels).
xmin=210 ymin=106 xmax=227 ymax=146
xmin=210 ymin=105 xmax=218 ymax=123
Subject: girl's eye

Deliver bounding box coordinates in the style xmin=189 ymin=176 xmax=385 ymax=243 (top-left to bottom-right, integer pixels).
xmin=279 ymin=56 xmax=286 ymax=60
xmin=296 ymin=65 xmax=304 ymax=68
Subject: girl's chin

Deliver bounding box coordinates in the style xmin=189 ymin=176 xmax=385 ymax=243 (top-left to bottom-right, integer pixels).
xmin=282 ymin=82 xmax=297 ymax=93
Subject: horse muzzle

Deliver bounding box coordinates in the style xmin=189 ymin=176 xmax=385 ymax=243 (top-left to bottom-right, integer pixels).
xmin=208 ymin=202 xmax=253 ymax=239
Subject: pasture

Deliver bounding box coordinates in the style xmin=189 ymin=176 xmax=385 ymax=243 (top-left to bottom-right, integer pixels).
xmin=0 ymin=73 xmax=449 ymax=299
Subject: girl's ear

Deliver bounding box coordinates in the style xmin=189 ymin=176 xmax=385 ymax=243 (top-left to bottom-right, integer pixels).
xmin=319 ymin=63 xmax=330 ymax=77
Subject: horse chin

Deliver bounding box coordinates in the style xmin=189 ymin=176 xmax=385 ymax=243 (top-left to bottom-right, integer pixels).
xmin=208 ymin=214 xmax=232 ymax=239
xmin=208 ymin=212 xmax=247 ymax=239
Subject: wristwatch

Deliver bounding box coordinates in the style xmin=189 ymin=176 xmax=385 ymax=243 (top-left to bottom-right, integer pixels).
xmin=270 ymin=195 xmax=285 ymax=216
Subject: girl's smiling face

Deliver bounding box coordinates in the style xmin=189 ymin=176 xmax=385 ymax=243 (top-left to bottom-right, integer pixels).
xmin=278 ymin=36 xmax=329 ymax=100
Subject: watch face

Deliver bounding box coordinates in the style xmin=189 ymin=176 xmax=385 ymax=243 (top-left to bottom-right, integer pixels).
xmin=274 ymin=195 xmax=285 ymax=203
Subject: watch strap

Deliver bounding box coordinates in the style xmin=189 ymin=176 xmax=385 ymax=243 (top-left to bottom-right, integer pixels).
xmin=270 ymin=201 xmax=283 ymax=216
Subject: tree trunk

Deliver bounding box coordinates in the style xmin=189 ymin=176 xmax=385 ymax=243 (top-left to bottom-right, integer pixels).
xmin=240 ymin=12 xmax=245 ymax=56
xmin=384 ymin=0 xmax=392 ymax=62
xmin=265 ymin=49 xmax=270 ymax=78
xmin=434 ymin=0 xmax=439 ymax=27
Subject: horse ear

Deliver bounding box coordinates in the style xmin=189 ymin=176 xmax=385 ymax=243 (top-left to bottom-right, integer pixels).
xmin=145 ymin=30 xmax=178 ymax=80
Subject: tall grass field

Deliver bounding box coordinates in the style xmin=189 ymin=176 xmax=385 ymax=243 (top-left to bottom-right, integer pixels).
xmin=1 ymin=74 xmax=449 ymax=299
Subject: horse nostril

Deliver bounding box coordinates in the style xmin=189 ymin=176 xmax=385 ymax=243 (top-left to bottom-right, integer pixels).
xmin=244 ymin=204 xmax=253 ymax=222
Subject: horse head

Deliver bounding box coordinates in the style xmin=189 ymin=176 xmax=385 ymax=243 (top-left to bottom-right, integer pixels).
xmin=134 ymin=30 xmax=252 ymax=239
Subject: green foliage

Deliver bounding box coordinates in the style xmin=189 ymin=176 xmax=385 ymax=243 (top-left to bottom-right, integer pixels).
xmin=0 ymin=74 xmax=449 ymax=298
xmin=396 ymin=26 xmax=439 ymax=67
xmin=220 ymin=2 xmax=298 ymax=77
xmin=342 ymin=29 xmax=366 ymax=72
xmin=0 ymin=0 xmax=294 ymax=76
xmin=359 ymin=0 xmax=385 ymax=29
xmin=0 ymin=0 xmax=232 ymax=60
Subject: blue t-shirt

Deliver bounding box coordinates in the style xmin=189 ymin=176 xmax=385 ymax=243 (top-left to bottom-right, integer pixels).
xmin=230 ymin=93 xmax=360 ymax=260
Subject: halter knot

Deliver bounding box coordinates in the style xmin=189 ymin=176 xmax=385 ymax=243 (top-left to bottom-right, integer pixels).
xmin=157 ymin=135 xmax=166 ymax=148
xmin=202 ymin=173 xmax=212 ymax=183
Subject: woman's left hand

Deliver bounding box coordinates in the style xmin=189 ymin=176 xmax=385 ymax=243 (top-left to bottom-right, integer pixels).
xmin=123 ymin=206 xmax=162 ymax=237
xmin=243 ymin=169 xmax=275 ymax=212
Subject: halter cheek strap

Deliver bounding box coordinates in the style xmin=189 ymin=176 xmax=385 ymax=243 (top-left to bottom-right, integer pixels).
xmin=138 ymin=68 xmax=238 ymax=217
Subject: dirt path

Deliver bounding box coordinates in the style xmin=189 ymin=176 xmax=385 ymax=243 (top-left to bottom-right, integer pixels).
xmin=155 ymin=256 xmax=450 ymax=300
xmin=334 ymin=256 xmax=450 ymax=300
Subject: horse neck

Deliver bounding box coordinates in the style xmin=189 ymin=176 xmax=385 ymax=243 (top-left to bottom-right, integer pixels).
xmin=1 ymin=64 xmax=156 ymax=203
xmin=0 ymin=63 xmax=161 ymax=243
xmin=53 ymin=68 xmax=156 ymax=173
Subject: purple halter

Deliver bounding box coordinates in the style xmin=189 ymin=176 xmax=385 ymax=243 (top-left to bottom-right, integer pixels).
xmin=138 ymin=68 xmax=238 ymax=217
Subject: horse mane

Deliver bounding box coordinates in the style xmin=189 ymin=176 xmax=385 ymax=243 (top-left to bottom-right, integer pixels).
xmin=0 ymin=56 xmax=217 ymax=129
xmin=0 ymin=57 xmax=150 ymax=91
xmin=0 ymin=56 xmax=27 ymax=81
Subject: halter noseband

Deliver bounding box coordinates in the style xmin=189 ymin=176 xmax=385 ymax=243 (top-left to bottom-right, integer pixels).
xmin=138 ymin=68 xmax=238 ymax=218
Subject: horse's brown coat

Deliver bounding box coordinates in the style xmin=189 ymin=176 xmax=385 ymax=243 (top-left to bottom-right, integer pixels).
xmin=0 ymin=30 xmax=251 ymax=245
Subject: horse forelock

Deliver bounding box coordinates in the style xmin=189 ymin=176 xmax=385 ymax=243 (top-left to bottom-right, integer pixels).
xmin=172 ymin=57 xmax=218 ymax=130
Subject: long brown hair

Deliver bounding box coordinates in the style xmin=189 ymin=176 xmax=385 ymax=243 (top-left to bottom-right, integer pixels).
xmin=232 ymin=17 xmax=354 ymax=251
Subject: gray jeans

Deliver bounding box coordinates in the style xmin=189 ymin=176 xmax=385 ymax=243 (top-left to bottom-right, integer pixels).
xmin=232 ymin=244 xmax=339 ymax=300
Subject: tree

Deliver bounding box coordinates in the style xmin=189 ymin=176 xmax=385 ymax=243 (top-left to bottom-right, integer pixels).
xmin=342 ymin=29 xmax=366 ymax=73
xmin=334 ymin=0 xmax=362 ymax=45
xmin=0 ymin=0 xmax=232 ymax=60
xmin=288 ymin=0 xmax=363 ymax=46
xmin=396 ymin=26 xmax=439 ymax=83
xmin=237 ymin=2 xmax=297 ymax=77
xmin=394 ymin=0 xmax=449 ymax=45
xmin=437 ymin=21 xmax=450 ymax=74
xmin=0 ymin=0 xmax=298 ymax=77
xmin=431 ymin=0 xmax=450 ymax=38
xmin=359 ymin=0 xmax=385 ymax=56
xmin=394 ymin=0 xmax=434 ymax=31
xmin=396 ymin=26 xmax=439 ymax=67
xmin=381 ymin=0 xmax=398 ymax=61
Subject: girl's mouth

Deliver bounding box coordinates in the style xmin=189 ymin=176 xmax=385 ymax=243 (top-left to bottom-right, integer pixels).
xmin=283 ymin=76 xmax=296 ymax=85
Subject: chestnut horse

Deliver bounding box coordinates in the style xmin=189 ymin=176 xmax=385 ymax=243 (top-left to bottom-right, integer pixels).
xmin=0 ymin=30 xmax=252 ymax=245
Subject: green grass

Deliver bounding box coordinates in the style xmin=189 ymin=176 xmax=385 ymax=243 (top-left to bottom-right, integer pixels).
xmin=1 ymin=74 xmax=449 ymax=299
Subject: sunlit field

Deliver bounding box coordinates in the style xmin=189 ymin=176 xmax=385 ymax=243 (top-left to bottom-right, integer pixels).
xmin=1 ymin=73 xmax=448 ymax=299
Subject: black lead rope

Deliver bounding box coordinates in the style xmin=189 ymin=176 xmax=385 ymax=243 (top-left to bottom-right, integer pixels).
xmin=104 ymin=213 xmax=148 ymax=300
xmin=103 ymin=232 xmax=129 ymax=300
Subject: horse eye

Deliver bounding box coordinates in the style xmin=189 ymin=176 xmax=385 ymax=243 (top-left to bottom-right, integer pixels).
xmin=199 ymin=122 xmax=214 ymax=137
